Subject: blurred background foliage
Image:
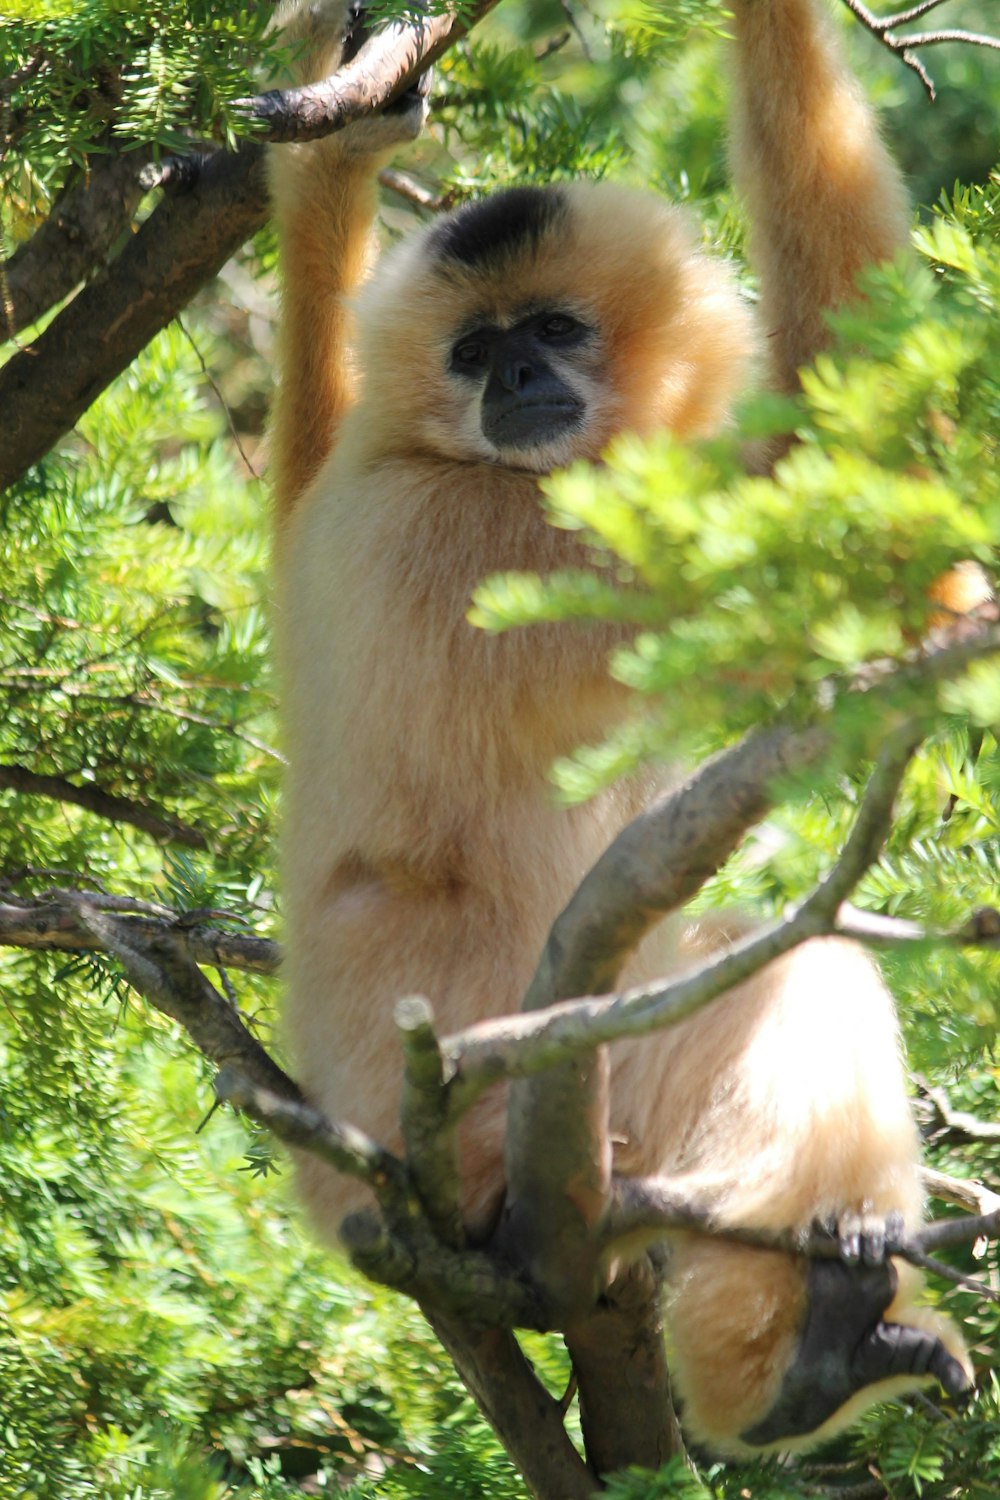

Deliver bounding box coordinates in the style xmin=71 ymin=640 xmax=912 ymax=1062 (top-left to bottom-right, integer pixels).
xmin=1 ymin=0 xmax=999 ymax=1495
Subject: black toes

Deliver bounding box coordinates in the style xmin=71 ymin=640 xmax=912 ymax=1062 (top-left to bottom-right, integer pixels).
xmin=852 ymin=1321 xmax=972 ymax=1400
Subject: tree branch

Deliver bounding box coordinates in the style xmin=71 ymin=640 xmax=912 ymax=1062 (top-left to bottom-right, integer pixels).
xmin=601 ymin=1174 xmax=1000 ymax=1301
xmin=0 ymin=3 xmax=502 ymax=492
xmin=396 ymin=994 xmax=466 ymax=1246
xmin=565 ymin=1257 xmax=684 ymax=1475
xmin=216 ymin=1069 xmax=406 ymax=1194
xmin=0 ymin=890 xmax=280 ymax=974
xmin=0 ymin=761 xmax=208 ymax=849
xmin=446 ymin=727 xmax=919 ymax=1121
xmin=919 ymin=1080 xmax=1000 ymax=1143
xmin=425 ymin=1314 xmax=596 ymax=1500
xmin=491 ymin=727 xmax=917 ymax=1425
xmin=839 ymin=0 xmax=1000 ymax=99
xmin=522 ymin=722 xmax=829 ymax=1014
xmin=239 ymin=2 xmax=500 ymax=143
xmin=73 ymin=902 xmax=291 ymax=1094
xmin=924 ymin=1166 xmax=1000 ymax=1220
xmin=2 ymin=149 xmax=154 ymax=340
xmin=0 ymin=142 xmax=270 ymax=493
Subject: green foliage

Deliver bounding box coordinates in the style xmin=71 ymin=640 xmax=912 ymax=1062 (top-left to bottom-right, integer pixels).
xmin=0 ymin=0 xmax=272 ymax=214
xmin=474 ymin=181 xmax=1000 ymax=776
xmin=0 ymin=322 xmax=277 ymax=894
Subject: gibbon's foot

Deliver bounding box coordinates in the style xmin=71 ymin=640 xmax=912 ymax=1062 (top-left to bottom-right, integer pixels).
xmin=740 ymin=1254 xmax=972 ymax=1446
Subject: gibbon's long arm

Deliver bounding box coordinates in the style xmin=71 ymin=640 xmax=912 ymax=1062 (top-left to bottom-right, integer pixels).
xmin=267 ymin=4 xmax=426 ymax=531
xmin=269 ymin=143 xmax=377 ymax=525
xmin=729 ymin=0 xmax=910 ymax=391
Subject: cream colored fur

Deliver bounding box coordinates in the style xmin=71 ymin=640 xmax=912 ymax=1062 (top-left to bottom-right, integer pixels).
xmin=269 ymin=0 xmax=970 ymax=1455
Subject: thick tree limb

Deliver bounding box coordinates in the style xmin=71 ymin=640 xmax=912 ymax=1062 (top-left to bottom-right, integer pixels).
xmin=426 ymin=1314 xmax=596 ymax=1500
xmin=0 ymin=761 xmax=208 ymax=849
xmin=565 ymin=1258 xmax=684 ymax=1475
xmin=522 ymin=722 xmax=829 ymax=1014
xmin=0 ymin=4 xmax=501 ymax=493
xmin=2 ymin=150 xmax=153 ymax=339
xmin=0 ymin=143 xmax=270 ymax=493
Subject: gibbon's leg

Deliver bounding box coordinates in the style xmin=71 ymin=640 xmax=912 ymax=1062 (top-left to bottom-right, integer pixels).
xmin=267 ymin=0 xmax=428 ymax=534
xmin=728 ymin=0 xmax=910 ymax=393
xmin=286 ymin=865 xmax=549 ymax=1239
xmin=610 ymin=932 xmax=972 ymax=1453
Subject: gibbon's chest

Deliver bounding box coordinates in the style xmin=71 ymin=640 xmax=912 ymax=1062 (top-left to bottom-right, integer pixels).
xmin=281 ymin=454 xmax=628 ymax=797
xmin=287 ymin=454 xmax=600 ymax=681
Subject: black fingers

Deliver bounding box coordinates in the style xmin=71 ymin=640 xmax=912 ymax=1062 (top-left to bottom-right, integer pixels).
xmin=818 ymin=1210 xmax=906 ymax=1267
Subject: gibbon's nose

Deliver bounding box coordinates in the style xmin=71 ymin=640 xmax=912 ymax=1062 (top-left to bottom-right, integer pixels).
xmin=497 ymin=357 xmax=534 ymax=393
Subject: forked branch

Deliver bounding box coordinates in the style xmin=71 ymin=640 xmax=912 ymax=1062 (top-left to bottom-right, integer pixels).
xmin=839 ymin=0 xmax=1000 ymax=98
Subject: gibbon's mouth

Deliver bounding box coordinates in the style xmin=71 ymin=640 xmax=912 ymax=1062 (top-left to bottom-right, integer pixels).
xmin=484 ymin=399 xmax=584 ymax=451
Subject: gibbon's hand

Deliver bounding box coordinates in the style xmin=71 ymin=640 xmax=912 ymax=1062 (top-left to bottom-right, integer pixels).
xmin=339 ymin=0 xmax=431 ymax=157
xmin=337 ymin=70 xmax=431 ymax=159
xmin=272 ymin=0 xmax=431 ymax=156
xmin=741 ymin=1218 xmax=973 ymax=1446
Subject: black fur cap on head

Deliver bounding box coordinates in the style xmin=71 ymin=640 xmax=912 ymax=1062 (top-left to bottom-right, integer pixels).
xmin=429 ymin=186 xmax=568 ymax=270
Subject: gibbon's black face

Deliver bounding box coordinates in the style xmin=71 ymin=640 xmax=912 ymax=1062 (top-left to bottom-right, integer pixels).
xmin=425 ymin=186 xmax=608 ymax=471
xmin=449 ymin=309 xmax=594 ymax=452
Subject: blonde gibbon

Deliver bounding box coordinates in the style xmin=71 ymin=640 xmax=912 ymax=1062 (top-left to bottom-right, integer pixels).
xmin=268 ymin=0 xmax=972 ymax=1456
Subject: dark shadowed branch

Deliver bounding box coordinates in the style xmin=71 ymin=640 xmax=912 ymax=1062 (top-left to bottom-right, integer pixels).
xmin=2 ymin=149 xmax=154 ymax=339
xmin=0 ymin=761 xmax=209 ymax=849
xmin=601 ymin=1176 xmax=1000 ymax=1300
xmin=0 ymin=142 xmax=271 ymax=492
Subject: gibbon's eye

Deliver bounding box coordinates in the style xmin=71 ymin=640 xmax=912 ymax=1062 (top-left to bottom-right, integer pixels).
xmin=450 ymin=335 xmax=491 ymax=376
xmin=535 ymin=312 xmax=587 ymax=343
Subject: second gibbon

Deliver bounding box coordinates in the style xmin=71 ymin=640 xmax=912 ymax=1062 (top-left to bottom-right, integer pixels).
xmin=268 ymin=0 xmax=972 ymax=1456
